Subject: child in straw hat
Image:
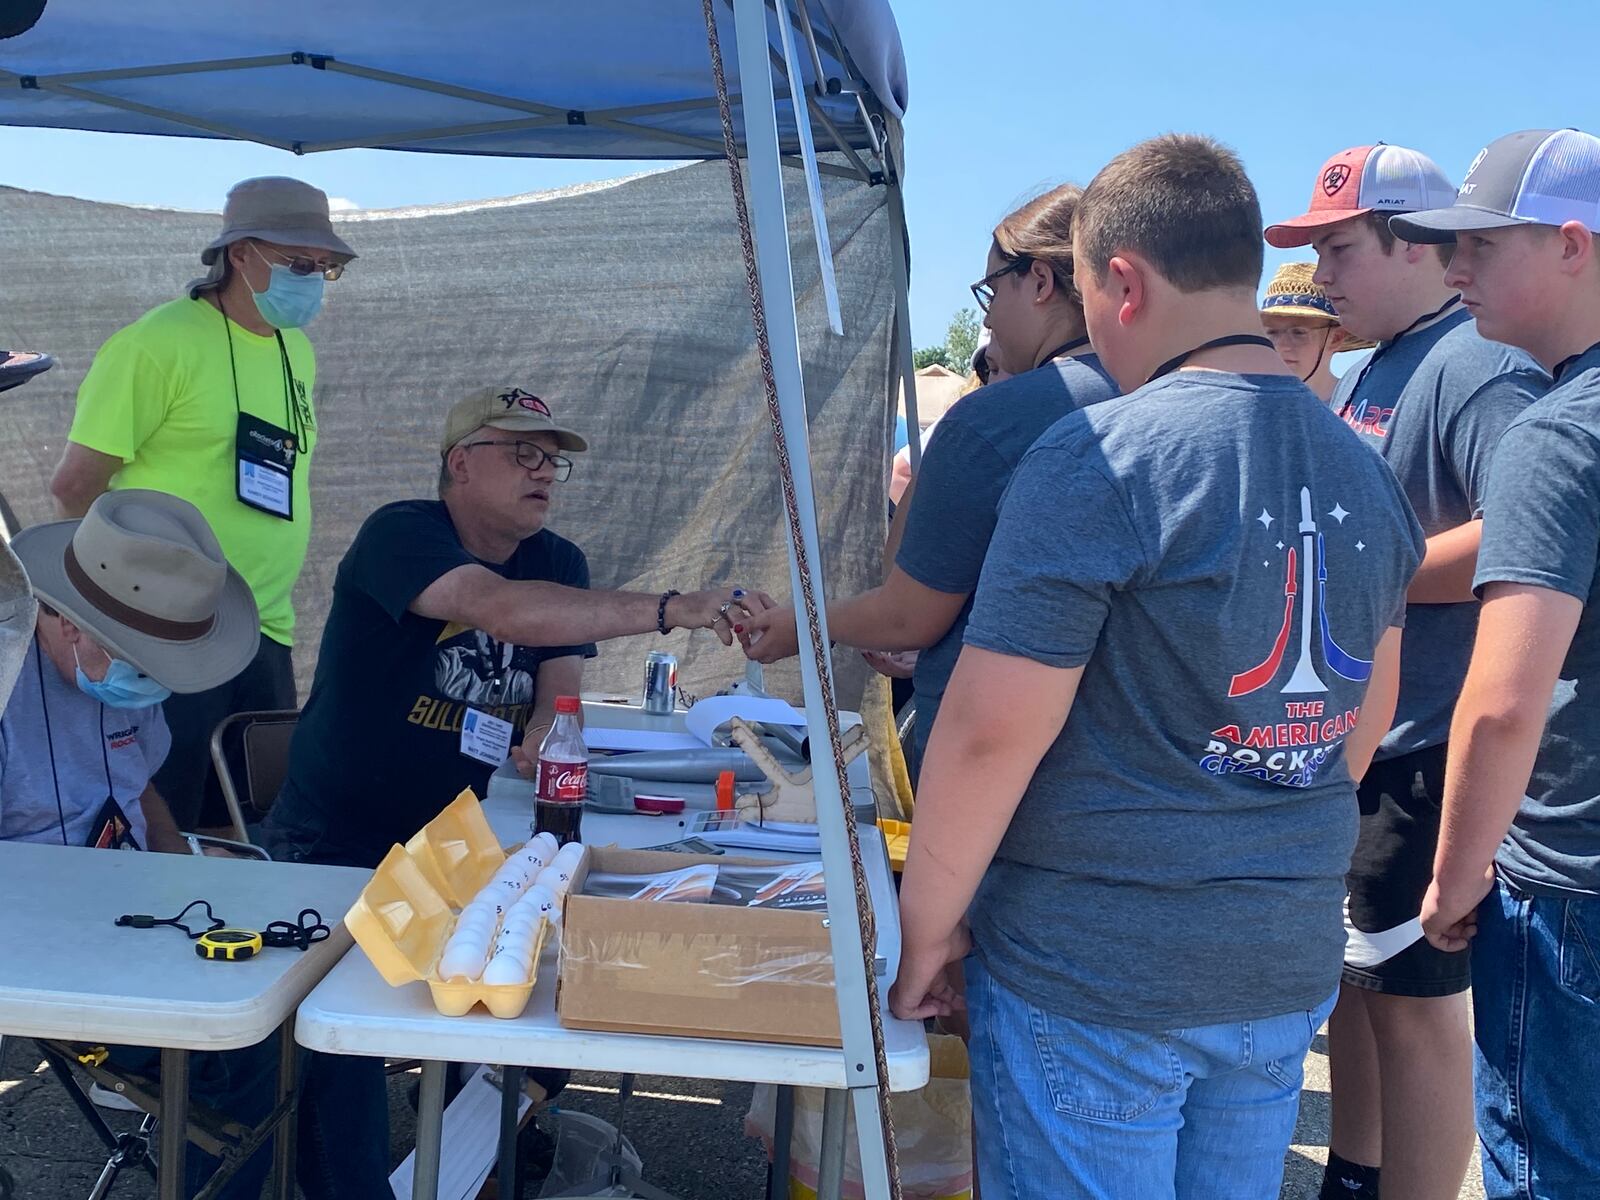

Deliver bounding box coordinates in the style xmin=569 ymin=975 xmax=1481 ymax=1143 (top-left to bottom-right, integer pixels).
xmin=1260 ymin=261 xmax=1369 ymax=404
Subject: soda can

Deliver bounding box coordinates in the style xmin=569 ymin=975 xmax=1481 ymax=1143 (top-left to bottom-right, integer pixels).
xmin=642 ymin=651 xmax=678 ymax=715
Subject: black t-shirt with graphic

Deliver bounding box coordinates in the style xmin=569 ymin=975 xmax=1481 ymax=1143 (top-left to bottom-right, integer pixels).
xmin=266 ymin=500 xmax=595 ymax=867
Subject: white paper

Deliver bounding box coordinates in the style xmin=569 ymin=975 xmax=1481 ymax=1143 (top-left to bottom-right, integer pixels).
xmin=389 ymin=1065 xmax=531 ymax=1200
xmin=585 ymin=727 xmax=704 ymax=752
xmin=683 ymin=695 xmax=804 ymax=747
xmin=1342 ymin=897 xmax=1424 ymax=969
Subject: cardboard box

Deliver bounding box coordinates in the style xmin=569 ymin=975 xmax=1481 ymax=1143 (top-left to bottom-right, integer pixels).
xmin=557 ymin=846 xmax=841 ymax=1047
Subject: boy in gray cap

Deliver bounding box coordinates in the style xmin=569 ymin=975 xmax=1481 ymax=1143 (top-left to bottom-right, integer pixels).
xmin=1405 ymin=128 xmax=1600 ymax=1200
xmin=48 ymin=177 xmax=355 ymax=832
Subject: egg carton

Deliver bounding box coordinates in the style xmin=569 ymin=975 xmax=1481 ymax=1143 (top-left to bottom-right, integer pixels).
xmin=344 ymin=788 xmax=579 ymax=1019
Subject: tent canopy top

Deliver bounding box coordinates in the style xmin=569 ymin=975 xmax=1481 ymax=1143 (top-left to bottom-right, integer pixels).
xmin=0 ymin=0 xmax=905 ymax=172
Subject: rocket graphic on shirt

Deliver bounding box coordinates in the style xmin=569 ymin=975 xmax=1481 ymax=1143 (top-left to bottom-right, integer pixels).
xmin=1199 ymin=487 xmax=1374 ymax=788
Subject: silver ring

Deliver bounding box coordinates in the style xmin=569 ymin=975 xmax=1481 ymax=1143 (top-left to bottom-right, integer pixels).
xmin=718 ymin=601 xmax=734 ymax=618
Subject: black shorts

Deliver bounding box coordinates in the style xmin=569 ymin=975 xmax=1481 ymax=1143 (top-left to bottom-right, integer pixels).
xmin=1342 ymin=743 xmax=1471 ymax=996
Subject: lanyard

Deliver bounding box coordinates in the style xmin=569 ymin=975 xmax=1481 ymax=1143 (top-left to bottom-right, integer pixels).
xmin=35 ymin=640 xmax=115 ymax=847
xmin=1039 ymin=336 xmax=1091 ymax=366
xmin=1553 ymin=340 xmax=1600 ymax=383
xmin=1145 ymin=334 xmax=1277 ymax=386
xmin=1339 ymin=295 xmax=1462 ymax=414
xmin=218 ymin=302 xmax=304 ymax=446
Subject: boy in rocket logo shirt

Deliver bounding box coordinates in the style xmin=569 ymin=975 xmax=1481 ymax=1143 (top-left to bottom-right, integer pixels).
xmin=892 ymin=135 xmax=1424 ymax=1199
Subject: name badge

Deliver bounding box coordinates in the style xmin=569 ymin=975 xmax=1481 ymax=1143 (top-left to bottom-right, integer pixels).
xmin=460 ymin=708 xmax=514 ymax=766
xmin=236 ymin=412 xmax=296 ymax=520
xmin=88 ymin=794 xmax=142 ymax=851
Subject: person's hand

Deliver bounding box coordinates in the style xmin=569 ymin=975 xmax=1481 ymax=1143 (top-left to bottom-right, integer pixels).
xmin=862 ymin=649 xmax=917 ymax=679
xmin=512 ymin=721 xmax=553 ymax=780
xmin=1421 ymin=866 xmax=1495 ymax=952
xmin=664 ymin=587 xmax=754 ymax=646
xmin=742 ymin=603 xmax=799 ymax=663
xmin=889 ymin=923 xmax=971 ymax=1021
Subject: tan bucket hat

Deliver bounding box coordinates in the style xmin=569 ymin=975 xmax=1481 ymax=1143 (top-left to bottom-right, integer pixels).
xmin=189 ymin=176 xmax=357 ymax=296
xmin=11 ymin=490 xmax=260 ymax=694
xmin=440 ymin=387 xmax=589 ymax=454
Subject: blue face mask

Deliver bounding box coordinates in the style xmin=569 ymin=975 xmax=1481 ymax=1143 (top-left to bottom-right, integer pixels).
xmin=75 ymin=647 xmax=172 ymax=709
xmin=250 ymin=263 xmax=325 ymax=329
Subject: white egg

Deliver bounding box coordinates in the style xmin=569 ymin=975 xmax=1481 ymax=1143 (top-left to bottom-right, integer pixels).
xmin=533 ymin=832 xmax=560 ymax=856
xmin=482 ymin=952 xmax=531 ymax=986
xmin=437 ymin=943 xmax=488 ymax=981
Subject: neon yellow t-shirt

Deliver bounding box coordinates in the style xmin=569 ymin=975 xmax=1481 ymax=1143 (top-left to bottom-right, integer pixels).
xmin=68 ymin=297 xmax=318 ymax=647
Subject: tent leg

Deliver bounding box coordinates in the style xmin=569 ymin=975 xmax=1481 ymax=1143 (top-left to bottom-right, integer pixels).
xmin=727 ymin=2 xmax=895 ymax=1199
xmin=884 ymin=177 xmax=920 ymax=474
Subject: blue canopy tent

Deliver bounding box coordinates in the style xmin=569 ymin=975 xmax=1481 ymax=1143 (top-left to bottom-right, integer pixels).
xmin=0 ymin=3 xmax=920 ymax=1199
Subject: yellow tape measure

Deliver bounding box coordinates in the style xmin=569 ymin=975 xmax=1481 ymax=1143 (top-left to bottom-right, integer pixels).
xmin=195 ymin=928 xmax=264 ymax=962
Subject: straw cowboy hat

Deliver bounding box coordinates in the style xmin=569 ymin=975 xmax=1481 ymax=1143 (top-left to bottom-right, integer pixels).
xmin=11 ymin=490 xmax=259 ymax=693
xmin=1260 ymin=263 xmax=1374 ymax=351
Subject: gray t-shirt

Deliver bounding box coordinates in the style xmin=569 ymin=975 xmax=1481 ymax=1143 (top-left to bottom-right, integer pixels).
xmin=964 ymin=372 xmax=1424 ymax=1030
xmin=895 ymin=354 xmax=1118 ymax=756
xmin=1475 ymin=343 xmax=1600 ymax=897
xmin=1331 ymin=307 xmax=1546 ymax=759
xmin=0 ymin=641 xmax=168 ymax=847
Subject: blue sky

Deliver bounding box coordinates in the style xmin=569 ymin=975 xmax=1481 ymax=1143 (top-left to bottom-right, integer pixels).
xmin=0 ymin=0 xmax=1590 ymax=349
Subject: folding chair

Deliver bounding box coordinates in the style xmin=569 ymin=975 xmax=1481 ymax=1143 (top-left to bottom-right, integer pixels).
xmin=29 ymin=1037 xmax=293 ymax=1200
xmin=208 ymin=710 xmax=299 ymax=845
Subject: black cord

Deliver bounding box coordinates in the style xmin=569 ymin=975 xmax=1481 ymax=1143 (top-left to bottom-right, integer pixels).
xmin=35 ymin=641 xmax=67 ymax=847
xmin=115 ymin=899 xmax=225 ymax=939
xmin=262 ymin=908 xmax=329 ymax=951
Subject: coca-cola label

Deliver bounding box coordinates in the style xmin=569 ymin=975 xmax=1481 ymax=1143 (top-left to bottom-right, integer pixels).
xmin=538 ymin=759 xmax=587 ymax=802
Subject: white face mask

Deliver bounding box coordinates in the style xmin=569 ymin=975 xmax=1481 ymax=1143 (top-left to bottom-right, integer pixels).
xmin=0 ymin=543 xmax=38 ymax=709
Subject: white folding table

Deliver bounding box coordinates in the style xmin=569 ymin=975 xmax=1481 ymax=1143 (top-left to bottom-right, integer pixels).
xmin=296 ymin=792 xmax=928 ymax=1200
xmin=0 ymin=842 xmax=369 ymax=1200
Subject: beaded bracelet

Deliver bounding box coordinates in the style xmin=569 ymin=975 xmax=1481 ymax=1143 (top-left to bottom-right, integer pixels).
xmin=656 ymin=590 xmax=680 ymax=635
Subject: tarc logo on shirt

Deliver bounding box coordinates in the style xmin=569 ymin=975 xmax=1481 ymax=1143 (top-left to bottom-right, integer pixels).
xmin=1198 ymin=487 xmax=1372 ymax=788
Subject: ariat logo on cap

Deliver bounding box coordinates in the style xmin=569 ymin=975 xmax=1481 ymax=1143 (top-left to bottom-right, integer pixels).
xmin=498 ymin=387 xmax=550 ymax=416
xmin=1322 ymin=163 xmax=1352 ymax=196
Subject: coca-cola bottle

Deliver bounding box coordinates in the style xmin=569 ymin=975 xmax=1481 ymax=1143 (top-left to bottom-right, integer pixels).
xmin=534 ymin=695 xmax=587 ymax=846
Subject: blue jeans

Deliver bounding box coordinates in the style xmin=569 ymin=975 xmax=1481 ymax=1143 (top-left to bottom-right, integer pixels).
xmin=965 ymin=956 xmax=1334 ymax=1200
xmin=1472 ymin=875 xmax=1600 ymax=1199
xmin=297 ymin=1050 xmax=395 ymax=1199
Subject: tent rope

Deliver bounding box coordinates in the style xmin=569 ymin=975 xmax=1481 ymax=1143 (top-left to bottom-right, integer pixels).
xmin=698 ymin=2 xmax=903 ymax=1196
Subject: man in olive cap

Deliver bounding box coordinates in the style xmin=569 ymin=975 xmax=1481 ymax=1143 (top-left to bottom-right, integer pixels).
xmin=49 ymin=177 xmax=355 ymax=832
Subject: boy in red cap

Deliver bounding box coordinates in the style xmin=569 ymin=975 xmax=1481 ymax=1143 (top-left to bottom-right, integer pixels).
xmin=1267 ymin=144 xmax=1548 ymax=1200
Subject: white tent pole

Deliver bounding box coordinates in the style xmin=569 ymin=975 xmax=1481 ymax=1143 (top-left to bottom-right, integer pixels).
xmin=885 ymin=173 xmax=920 ymax=475
xmin=772 ymin=0 xmax=842 ymax=334
xmin=728 ymin=2 xmax=895 ymax=1198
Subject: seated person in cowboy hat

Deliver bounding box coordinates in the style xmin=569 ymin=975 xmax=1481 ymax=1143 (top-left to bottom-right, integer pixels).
xmin=1259 ymin=261 xmax=1371 ymax=405
xmin=3 ymin=489 xmax=272 ymax=1200
xmin=3 ymin=489 xmax=258 ymax=849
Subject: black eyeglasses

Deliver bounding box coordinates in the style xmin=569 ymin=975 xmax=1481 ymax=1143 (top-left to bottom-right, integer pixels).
xmin=255 ymin=244 xmax=347 ymax=281
xmin=970 ymin=256 xmax=1032 ymax=313
xmin=463 ymin=440 xmax=574 ymax=481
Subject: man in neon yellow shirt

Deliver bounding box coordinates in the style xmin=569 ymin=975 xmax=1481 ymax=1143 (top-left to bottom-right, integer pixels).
xmin=50 ymin=176 xmax=355 ymax=829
